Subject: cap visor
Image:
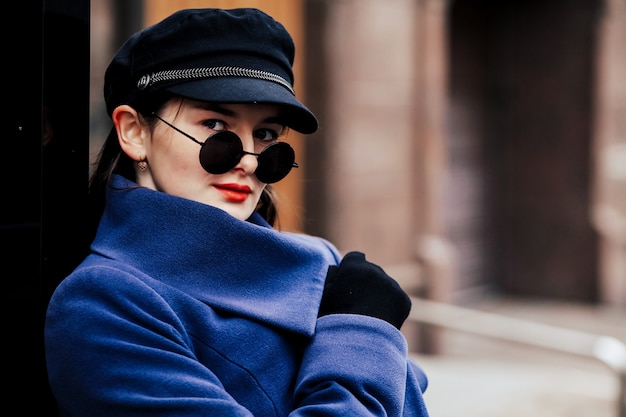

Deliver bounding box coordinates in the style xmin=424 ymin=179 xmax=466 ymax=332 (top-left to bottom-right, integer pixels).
xmin=165 ymin=78 xmax=318 ymax=134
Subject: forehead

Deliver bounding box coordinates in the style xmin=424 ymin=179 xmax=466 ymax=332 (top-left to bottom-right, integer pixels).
xmin=178 ymin=99 xmax=285 ymax=121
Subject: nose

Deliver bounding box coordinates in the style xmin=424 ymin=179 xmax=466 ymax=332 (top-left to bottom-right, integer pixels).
xmin=234 ymin=132 xmax=259 ymax=174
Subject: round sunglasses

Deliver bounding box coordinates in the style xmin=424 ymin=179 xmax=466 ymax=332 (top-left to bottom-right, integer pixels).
xmin=152 ymin=113 xmax=298 ymax=184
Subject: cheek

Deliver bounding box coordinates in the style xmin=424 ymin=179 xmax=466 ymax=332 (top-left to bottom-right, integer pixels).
xmin=151 ymin=141 xmax=204 ymax=184
xmin=155 ymin=138 xmax=197 ymax=168
xmin=175 ymin=149 xmax=200 ymax=171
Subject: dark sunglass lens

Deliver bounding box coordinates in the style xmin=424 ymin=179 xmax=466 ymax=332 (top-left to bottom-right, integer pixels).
xmin=255 ymin=142 xmax=296 ymax=184
xmin=199 ymin=131 xmax=243 ymax=174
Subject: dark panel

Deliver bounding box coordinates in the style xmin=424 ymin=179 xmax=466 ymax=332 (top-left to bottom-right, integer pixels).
xmin=4 ymin=1 xmax=46 ymax=411
xmin=447 ymin=0 xmax=600 ymax=302
xmin=485 ymin=0 xmax=600 ymax=301
xmin=4 ymin=1 xmax=89 ymax=414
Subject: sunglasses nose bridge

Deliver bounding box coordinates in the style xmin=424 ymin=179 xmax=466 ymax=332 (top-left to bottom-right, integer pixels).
xmin=242 ymin=150 xmax=262 ymax=158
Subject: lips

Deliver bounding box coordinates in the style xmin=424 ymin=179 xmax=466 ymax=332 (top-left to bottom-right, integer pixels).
xmin=214 ymin=183 xmax=251 ymax=202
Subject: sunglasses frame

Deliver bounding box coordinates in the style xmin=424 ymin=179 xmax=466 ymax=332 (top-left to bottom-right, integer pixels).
xmin=152 ymin=113 xmax=298 ymax=184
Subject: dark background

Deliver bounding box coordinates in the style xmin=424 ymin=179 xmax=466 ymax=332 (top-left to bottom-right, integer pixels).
xmin=5 ymin=1 xmax=90 ymax=414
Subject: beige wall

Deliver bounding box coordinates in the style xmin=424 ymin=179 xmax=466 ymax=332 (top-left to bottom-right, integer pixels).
xmin=304 ymin=0 xmax=448 ymax=301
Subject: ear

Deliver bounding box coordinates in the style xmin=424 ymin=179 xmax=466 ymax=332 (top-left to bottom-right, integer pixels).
xmin=112 ymin=105 xmax=149 ymax=161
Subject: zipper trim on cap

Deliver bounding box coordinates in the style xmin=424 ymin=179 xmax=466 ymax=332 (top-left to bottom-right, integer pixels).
xmin=136 ymin=66 xmax=295 ymax=95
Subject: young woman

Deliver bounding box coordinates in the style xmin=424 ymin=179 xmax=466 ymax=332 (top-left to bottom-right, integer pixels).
xmin=44 ymin=8 xmax=430 ymax=416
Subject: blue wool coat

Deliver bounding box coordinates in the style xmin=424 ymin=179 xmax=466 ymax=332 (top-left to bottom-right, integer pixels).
xmin=45 ymin=175 xmax=430 ymax=416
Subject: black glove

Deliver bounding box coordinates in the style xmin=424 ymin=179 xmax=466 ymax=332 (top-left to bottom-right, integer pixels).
xmin=318 ymin=251 xmax=411 ymax=330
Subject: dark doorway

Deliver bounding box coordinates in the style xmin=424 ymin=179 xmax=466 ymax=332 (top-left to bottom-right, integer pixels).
xmin=446 ymin=0 xmax=601 ymax=302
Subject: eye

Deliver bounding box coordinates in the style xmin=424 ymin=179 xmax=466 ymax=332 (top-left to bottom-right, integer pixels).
xmin=202 ymin=119 xmax=226 ymax=131
xmin=253 ymin=128 xmax=282 ymax=142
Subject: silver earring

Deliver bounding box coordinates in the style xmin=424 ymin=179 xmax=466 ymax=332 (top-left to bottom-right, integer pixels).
xmin=138 ymin=160 xmax=148 ymax=172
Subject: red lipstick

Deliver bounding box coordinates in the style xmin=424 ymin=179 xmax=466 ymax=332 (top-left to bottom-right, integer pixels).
xmin=214 ymin=183 xmax=251 ymax=203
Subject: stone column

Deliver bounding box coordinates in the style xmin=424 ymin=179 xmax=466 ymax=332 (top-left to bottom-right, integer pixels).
xmin=592 ymin=0 xmax=626 ymax=306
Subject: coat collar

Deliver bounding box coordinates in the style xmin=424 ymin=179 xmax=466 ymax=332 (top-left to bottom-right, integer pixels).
xmin=90 ymin=175 xmax=339 ymax=335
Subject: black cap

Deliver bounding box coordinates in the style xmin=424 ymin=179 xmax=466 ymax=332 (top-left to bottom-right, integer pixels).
xmin=104 ymin=8 xmax=318 ymax=134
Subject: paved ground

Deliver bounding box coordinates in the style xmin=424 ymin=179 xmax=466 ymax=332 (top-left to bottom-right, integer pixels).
xmin=408 ymin=297 xmax=625 ymax=417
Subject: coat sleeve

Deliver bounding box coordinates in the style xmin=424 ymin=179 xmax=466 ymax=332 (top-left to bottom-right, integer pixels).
xmin=291 ymin=314 xmax=430 ymax=417
xmin=46 ymin=264 xmax=429 ymax=417
xmin=44 ymin=266 xmax=255 ymax=417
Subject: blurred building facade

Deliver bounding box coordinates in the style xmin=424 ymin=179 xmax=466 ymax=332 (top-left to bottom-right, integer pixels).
xmin=91 ymin=0 xmax=626 ymax=311
xmin=300 ymin=0 xmax=625 ymax=310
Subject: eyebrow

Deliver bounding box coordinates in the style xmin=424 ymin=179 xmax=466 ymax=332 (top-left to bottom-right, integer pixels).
xmin=195 ymin=102 xmax=287 ymax=126
xmin=197 ymin=103 xmax=236 ymax=117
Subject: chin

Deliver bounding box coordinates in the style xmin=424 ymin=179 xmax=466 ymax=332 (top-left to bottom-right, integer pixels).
xmin=219 ymin=204 xmax=255 ymax=221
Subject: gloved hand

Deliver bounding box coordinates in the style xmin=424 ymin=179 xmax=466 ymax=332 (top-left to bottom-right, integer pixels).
xmin=318 ymin=251 xmax=412 ymax=330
